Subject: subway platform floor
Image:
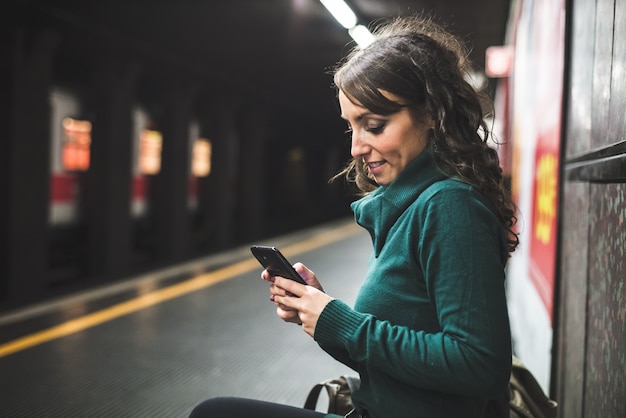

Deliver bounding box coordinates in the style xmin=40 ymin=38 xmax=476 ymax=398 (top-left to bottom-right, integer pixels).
xmin=0 ymin=218 xmax=371 ymax=417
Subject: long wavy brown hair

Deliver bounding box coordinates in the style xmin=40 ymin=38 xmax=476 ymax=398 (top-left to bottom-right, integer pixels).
xmin=332 ymin=15 xmax=519 ymax=253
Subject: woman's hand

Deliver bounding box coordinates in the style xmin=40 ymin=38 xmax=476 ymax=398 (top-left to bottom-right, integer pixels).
xmin=262 ymin=263 xmax=333 ymax=337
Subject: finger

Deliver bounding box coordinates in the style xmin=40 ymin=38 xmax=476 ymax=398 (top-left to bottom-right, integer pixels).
xmin=276 ymin=307 xmax=301 ymax=324
xmin=274 ymin=300 xmax=297 ymax=311
xmin=261 ymin=268 xmax=273 ymax=282
xmin=269 ymin=283 xmax=288 ymax=297
xmin=273 ymin=292 xmax=303 ymax=314
xmin=274 ymin=276 xmax=306 ymax=297
xmin=293 ymin=263 xmax=324 ymax=291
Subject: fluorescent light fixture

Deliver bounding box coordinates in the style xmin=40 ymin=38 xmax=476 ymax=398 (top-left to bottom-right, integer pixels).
xmin=320 ymin=0 xmax=357 ymax=29
xmin=349 ymin=25 xmax=375 ymax=48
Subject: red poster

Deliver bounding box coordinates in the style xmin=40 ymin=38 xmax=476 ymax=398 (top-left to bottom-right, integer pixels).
xmin=529 ymin=125 xmax=560 ymax=323
xmin=526 ymin=0 xmax=565 ymax=324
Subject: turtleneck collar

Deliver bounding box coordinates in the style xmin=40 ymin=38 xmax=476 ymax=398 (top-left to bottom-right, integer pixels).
xmin=350 ymin=149 xmax=446 ymax=256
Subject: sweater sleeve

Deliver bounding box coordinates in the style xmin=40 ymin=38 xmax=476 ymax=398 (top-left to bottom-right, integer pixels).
xmin=316 ymin=341 xmax=360 ymax=372
xmin=314 ymin=187 xmax=512 ymax=398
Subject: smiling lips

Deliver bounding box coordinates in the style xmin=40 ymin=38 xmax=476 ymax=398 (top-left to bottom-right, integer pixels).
xmin=366 ymin=160 xmax=386 ymax=171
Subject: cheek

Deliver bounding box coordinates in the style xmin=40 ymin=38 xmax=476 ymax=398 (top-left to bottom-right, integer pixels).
xmin=381 ymin=130 xmax=422 ymax=159
xmin=404 ymin=127 xmax=429 ymax=156
xmin=375 ymin=139 xmax=397 ymax=156
xmin=408 ymin=139 xmax=427 ymax=158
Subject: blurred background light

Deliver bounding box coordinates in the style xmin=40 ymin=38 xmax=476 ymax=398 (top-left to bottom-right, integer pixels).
xmin=320 ymin=0 xmax=357 ymax=29
xmin=349 ymin=24 xmax=375 ymax=48
xmin=320 ymin=0 xmax=374 ymax=48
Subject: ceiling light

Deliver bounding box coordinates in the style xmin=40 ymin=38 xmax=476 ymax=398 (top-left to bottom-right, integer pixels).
xmin=320 ymin=0 xmax=357 ymax=29
xmin=349 ymin=25 xmax=375 ymax=48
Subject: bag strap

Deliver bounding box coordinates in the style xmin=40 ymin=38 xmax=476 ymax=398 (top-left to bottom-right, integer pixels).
xmin=303 ymin=379 xmax=343 ymax=411
xmin=303 ymin=382 xmax=324 ymax=410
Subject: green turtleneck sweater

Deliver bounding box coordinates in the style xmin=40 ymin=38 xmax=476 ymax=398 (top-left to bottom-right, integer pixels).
xmin=315 ymin=151 xmax=512 ymax=418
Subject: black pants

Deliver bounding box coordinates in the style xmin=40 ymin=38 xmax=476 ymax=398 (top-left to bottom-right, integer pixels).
xmin=189 ymin=397 xmax=328 ymax=418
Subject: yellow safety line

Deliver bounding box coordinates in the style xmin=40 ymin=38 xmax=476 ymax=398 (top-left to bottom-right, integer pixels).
xmin=0 ymin=222 xmax=361 ymax=358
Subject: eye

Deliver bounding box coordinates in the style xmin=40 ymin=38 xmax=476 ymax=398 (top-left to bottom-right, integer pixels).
xmin=366 ymin=122 xmax=385 ymax=134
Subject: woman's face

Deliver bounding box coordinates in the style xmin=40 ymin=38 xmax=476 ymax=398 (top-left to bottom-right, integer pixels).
xmin=339 ymin=90 xmax=432 ymax=186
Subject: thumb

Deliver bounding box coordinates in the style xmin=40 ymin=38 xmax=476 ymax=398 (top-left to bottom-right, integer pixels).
xmin=293 ymin=263 xmax=324 ymax=292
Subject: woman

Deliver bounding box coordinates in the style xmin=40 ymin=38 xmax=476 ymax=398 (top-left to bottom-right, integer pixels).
xmin=190 ymin=14 xmax=518 ymax=418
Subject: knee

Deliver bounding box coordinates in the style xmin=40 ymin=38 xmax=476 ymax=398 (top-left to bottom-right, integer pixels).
xmin=189 ymin=397 xmax=233 ymax=417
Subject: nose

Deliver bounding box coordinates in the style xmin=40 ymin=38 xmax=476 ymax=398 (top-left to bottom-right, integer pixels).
xmin=350 ymin=130 xmax=368 ymax=159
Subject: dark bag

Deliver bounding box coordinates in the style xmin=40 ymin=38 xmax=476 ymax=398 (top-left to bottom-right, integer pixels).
xmin=303 ymin=357 xmax=558 ymax=418
xmin=506 ymin=356 xmax=558 ymax=418
xmin=303 ymin=375 xmax=361 ymax=416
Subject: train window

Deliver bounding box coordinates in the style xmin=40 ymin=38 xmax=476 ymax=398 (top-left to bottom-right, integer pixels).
xmin=139 ymin=129 xmax=162 ymax=175
xmin=62 ymin=118 xmax=91 ymax=172
xmin=49 ymin=88 xmax=85 ymax=225
xmin=191 ymin=139 xmax=212 ymax=177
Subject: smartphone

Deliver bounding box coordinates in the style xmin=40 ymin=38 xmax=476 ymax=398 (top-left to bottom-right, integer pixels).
xmin=250 ymin=245 xmax=307 ymax=285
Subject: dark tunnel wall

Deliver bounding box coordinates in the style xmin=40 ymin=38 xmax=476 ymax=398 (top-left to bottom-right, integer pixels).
xmin=0 ymin=5 xmax=353 ymax=310
xmin=555 ymin=0 xmax=626 ymax=416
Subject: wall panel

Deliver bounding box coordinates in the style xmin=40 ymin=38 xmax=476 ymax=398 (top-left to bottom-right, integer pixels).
xmin=584 ymin=184 xmax=626 ymax=417
xmin=590 ymin=0 xmax=614 ymax=150
xmin=609 ymin=0 xmax=626 ymax=142
xmin=564 ymin=0 xmax=595 ymax=158
xmin=555 ymin=182 xmax=589 ymax=418
xmin=557 ymin=0 xmax=626 ymax=417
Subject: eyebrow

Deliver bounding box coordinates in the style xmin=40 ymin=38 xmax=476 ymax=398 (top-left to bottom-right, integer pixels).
xmin=340 ymin=111 xmax=373 ymax=121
